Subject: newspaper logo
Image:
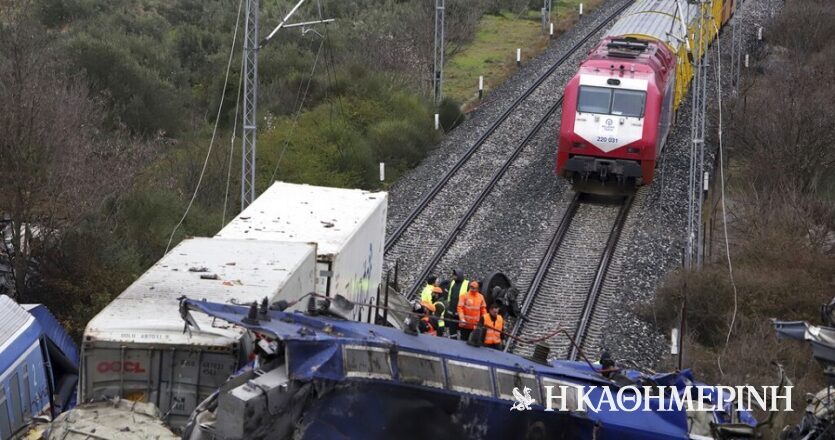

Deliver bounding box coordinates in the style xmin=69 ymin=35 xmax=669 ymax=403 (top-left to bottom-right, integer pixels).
xmin=511 ymin=386 xmax=535 ymax=411
xmin=509 ymin=384 xmax=792 ymax=412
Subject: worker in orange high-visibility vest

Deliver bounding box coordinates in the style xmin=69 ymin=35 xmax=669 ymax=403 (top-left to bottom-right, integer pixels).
xmin=481 ymin=302 xmax=504 ymax=350
xmin=457 ymin=280 xmax=486 ymax=342
xmin=419 ymin=314 xmax=437 ymax=336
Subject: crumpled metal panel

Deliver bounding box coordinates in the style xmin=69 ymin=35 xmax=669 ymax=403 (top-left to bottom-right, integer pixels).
xmin=774 ymin=320 xmax=835 ymax=364
xmin=23 ymin=303 xmax=79 ymax=366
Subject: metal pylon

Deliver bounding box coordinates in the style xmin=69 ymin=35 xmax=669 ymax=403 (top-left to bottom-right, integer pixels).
xmin=241 ymin=0 xmax=259 ymax=210
xmin=685 ymin=3 xmax=708 ymax=270
xmin=433 ymin=0 xmax=445 ymax=106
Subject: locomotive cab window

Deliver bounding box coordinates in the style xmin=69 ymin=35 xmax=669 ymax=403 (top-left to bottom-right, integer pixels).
xmin=577 ymin=86 xmax=646 ymax=118
xmin=577 ymin=86 xmax=612 ymax=114
xmin=611 ymin=89 xmax=646 ymax=117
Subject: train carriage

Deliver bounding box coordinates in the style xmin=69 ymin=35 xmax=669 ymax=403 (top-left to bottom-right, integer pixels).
xmin=0 ymin=295 xmax=79 ymax=439
xmin=557 ymin=0 xmax=731 ymax=190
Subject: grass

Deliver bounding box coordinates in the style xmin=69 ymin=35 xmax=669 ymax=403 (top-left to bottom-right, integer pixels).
xmin=444 ymin=0 xmax=603 ymax=110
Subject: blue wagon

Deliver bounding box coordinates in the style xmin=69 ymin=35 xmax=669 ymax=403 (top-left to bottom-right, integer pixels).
xmin=0 ymin=295 xmax=78 ymax=439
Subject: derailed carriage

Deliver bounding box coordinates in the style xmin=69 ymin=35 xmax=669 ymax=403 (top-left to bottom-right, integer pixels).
xmin=179 ymin=297 xmax=761 ymax=440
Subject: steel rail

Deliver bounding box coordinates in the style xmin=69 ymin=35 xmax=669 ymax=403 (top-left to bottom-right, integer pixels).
xmin=504 ymin=193 xmax=581 ymax=351
xmin=568 ymin=195 xmax=634 ymax=360
xmin=384 ymin=0 xmax=634 ymax=254
xmin=405 ymin=97 xmax=566 ymax=299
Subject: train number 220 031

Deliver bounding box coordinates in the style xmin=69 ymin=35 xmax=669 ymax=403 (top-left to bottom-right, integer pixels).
xmin=596 ymin=136 xmax=618 ymax=143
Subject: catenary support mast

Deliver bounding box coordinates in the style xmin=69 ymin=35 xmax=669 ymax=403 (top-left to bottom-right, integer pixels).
xmin=685 ymin=1 xmax=708 ymax=270
xmin=433 ymin=0 xmax=445 ymax=106
xmin=241 ymin=0 xmax=259 ymax=210
xmin=241 ymin=0 xmax=331 ymax=210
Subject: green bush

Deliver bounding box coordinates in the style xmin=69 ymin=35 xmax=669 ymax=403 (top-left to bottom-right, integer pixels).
xmin=67 ymin=35 xmax=185 ymax=135
xmin=439 ymin=97 xmax=465 ymax=132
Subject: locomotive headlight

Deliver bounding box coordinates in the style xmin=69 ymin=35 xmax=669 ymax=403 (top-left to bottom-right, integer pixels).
xmin=573 ymin=142 xmax=585 ymax=149
xmin=627 ymin=147 xmax=640 ymax=154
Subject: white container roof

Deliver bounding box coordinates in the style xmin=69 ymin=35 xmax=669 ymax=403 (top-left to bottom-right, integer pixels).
xmin=0 ymin=294 xmax=35 ymax=352
xmin=216 ymin=182 xmax=387 ymax=258
xmin=606 ymin=0 xmax=699 ymax=52
xmin=85 ymin=238 xmax=315 ymax=346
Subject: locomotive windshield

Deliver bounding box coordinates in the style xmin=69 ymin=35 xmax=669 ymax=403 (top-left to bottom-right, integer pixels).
xmin=577 ymin=86 xmax=611 ymax=114
xmin=577 ymin=85 xmax=646 ymax=117
xmin=611 ymin=89 xmax=645 ymax=117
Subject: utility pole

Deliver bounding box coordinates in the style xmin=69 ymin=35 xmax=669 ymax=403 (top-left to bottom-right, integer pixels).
xmin=240 ymin=0 xmax=332 ymax=210
xmin=433 ymin=0 xmax=445 ymax=106
xmin=241 ymin=0 xmax=259 ymax=210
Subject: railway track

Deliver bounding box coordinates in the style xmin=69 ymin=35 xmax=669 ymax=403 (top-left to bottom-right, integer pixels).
xmin=507 ymin=193 xmax=634 ymax=360
xmin=387 ymin=0 xmax=634 ymax=298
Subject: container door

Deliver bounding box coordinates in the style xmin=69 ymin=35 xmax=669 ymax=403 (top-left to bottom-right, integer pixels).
xmin=82 ymin=346 xmax=158 ymax=405
xmin=158 ymin=349 xmax=238 ymax=429
xmin=8 ymin=373 xmax=22 ymax=432
xmin=0 ymin=386 xmax=12 ymax=438
xmin=21 ymin=365 xmax=31 ymax=419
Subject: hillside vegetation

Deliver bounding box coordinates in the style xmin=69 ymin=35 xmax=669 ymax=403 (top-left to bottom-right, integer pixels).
xmin=0 ymin=0 xmax=557 ymax=336
xmin=651 ymin=0 xmax=835 ymax=426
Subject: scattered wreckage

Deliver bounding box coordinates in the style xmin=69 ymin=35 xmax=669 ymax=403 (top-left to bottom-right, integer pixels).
xmin=177 ymin=296 xmax=763 ymax=440
xmin=773 ymin=299 xmax=835 ymax=440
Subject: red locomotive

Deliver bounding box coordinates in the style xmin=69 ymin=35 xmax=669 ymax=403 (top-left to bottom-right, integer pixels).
xmin=557 ymin=0 xmax=733 ymax=192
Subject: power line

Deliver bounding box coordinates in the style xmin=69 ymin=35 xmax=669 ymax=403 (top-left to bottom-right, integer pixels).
xmin=268 ymin=37 xmax=326 ymax=184
xmin=164 ymin=0 xmax=244 ymax=255
xmin=712 ymin=22 xmax=738 ymax=378
xmin=222 ymin=55 xmax=245 ymax=228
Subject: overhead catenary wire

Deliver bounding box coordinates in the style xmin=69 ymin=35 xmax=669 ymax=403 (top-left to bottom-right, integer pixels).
xmin=222 ymin=55 xmax=245 ymax=228
xmin=712 ymin=22 xmax=738 ymax=378
xmin=165 ymin=0 xmax=244 ymax=255
xmin=267 ymin=36 xmax=326 ymax=184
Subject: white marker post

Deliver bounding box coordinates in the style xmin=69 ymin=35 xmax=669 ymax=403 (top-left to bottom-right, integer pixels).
xmin=744 ymin=54 xmax=749 ymax=68
xmin=478 ymin=76 xmax=484 ymax=100
xmin=579 ymin=3 xmax=583 ymax=17
xmin=516 ymin=48 xmax=521 ymax=67
xmin=703 ymin=171 xmax=709 ymax=192
xmin=550 ymin=22 xmax=554 ymax=38
xmin=379 ymin=162 xmax=385 ymax=182
xmin=757 ymin=27 xmax=763 ymax=41
xmin=671 ymin=328 xmax=680 ymax=355
xmin=434 ymin=113 xmax=440 ymax=130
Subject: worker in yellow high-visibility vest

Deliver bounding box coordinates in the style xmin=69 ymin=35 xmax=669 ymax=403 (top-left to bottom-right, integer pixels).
xmin=445 ymin=269 xmax=469 ymax=339
xmin=420 ymin=275 xmax=438 ymax=310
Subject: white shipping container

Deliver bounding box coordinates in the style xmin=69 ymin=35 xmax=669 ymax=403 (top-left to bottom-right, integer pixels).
xmin=216 ymin=182 xmax=387 ymax=323
xmin=80 ymin=238 xmax=316 ymax=429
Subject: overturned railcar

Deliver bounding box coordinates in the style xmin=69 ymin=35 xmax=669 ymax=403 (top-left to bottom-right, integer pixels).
xmin=0 ymin=295 xmax=79 ymax=439
xmin=180 ymin=298 xmax=760 ymax=440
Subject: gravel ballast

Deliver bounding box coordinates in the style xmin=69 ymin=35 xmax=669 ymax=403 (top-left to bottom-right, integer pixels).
xmin=384 ymin=0 xmax=782 ymax=369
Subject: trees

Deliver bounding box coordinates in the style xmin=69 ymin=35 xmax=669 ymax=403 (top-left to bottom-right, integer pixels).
xmin=0 ymin=5 xmax=147 ymax=301
xmin=652 ymin=0 xmax=835 ymax=421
